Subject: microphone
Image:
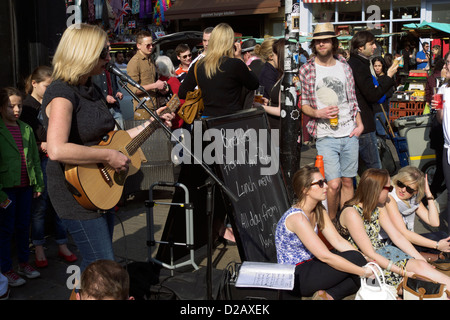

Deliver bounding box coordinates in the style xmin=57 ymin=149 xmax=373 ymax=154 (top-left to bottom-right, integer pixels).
xmin=106 ymin=63 xmax=148 ymax=94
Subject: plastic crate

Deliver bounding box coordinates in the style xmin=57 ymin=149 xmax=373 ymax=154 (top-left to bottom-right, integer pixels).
xmin=389 ymin=101 xmax=425 ymax=123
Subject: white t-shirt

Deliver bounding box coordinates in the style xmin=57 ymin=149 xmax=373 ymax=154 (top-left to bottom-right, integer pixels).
xmin=439 ymin=85 xmax=450 ymax=155
xmin=314 ymin=60 xmax=355 ymax=138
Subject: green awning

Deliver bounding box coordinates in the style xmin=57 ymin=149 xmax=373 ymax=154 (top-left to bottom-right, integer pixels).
xmin=402 ymin=21 xmax=450 ymax=38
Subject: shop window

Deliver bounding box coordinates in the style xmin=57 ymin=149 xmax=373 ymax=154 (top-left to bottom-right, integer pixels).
xmin=392 ymin=0 xmax=420 ymax=19
xmin=365 ymin=0 xmax=390 ymax=21
xmin=312 ymin=3 xmax=335 ymax=24
xmin=432 ymin=4 xmax=450 ymax=23
xmin=337 ymin=1 xmax=362 ymax=22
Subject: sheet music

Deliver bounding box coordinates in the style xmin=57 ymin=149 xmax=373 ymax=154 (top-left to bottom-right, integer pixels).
xmin=235 ymin=261 xmax=295 ymax=290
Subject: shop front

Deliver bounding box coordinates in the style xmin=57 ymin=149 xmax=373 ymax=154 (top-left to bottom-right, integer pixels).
xmin=297 ymin=0 xmax=447 ymax=55
xmin=164 ymin=0 xmax=283 ymax=38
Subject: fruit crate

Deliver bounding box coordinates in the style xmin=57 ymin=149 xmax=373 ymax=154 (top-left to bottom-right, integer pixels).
xmin=389 ymin=101 xmax=425 ymax=123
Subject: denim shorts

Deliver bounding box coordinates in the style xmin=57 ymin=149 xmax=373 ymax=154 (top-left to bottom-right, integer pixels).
xmin=316 ymin=135 xmax=359 ymax=181
xmin=376 ymin=244 xmax=412 ymax=263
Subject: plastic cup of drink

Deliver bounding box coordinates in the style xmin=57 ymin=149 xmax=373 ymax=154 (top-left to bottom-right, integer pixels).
xmin=330 ymin=116 xmax=338 ymax=128
xmin=254 ymin=86 xmax=264 ymax=104
xmin=433 ymin=93 xmax=443 ymax=109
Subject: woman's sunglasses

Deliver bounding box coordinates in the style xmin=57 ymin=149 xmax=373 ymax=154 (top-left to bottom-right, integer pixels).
xmin=99 ymin=47 xmax=110 ymax=60
xmin=383 ymin=185 xmax=394 ymax=192
xmin=311 ymin=179 xmax=327 ymax=188
xmin=396 ymin=181 xmax=416 ymax=194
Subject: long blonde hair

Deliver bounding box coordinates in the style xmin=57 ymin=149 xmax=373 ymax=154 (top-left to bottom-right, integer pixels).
xmin=259 ymin=38 xmax=276 ymax=63
xmin=199 ymin=23 xmax=235 ymax=79
xmin=52 ymin=24 xmax=107 ymax=85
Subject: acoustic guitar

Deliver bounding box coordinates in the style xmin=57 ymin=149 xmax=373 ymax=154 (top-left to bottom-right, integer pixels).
xmin=64 ymin=94 xmax=180 ymax=211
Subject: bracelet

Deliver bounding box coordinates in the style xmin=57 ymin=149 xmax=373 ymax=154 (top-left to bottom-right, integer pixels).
xmin=387 ymin=260 xmax=394 ymax=271
xmin=426 ymin=196 xmax=434 ymax=201
xmin=436 ymin=241 xmax=439 ymax=250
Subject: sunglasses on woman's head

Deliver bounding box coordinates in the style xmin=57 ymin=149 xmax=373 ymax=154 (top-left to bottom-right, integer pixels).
xmin=311 ymin=179 xmax=327 ymax=188
xmin=383 ymin=185 xmax=394 ymax=192
xmin=396 ymin=181 xmax=416 ymax=194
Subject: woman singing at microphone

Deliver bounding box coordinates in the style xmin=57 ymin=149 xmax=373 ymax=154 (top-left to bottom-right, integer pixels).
xmin=41 ymin=23 xmax=174 ymax=272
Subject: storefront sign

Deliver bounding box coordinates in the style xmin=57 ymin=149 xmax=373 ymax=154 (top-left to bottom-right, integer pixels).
xmin=200 ymin=11 xmax=237 ymax=18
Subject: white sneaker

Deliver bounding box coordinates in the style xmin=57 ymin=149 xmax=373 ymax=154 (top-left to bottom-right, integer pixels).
xmin=18 ymin=263 xmax=40 ymax=279
xmin=3 ymin=270 xmax=26 ymax=287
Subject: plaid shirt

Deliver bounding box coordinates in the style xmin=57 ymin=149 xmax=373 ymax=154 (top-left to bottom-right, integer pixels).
xmin=299 ymin=55 xmax=360 ymax=138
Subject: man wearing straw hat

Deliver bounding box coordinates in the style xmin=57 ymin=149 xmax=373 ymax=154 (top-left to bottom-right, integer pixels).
xmin=299 ymin=22 xmax=364 ymax=220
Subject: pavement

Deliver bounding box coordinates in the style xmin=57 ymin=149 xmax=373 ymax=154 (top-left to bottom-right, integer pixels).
xmin=6 ymin=140 xmax=448 ymax=301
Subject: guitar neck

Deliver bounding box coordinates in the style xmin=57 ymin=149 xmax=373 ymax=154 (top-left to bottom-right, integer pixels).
xmin=126 ymin=95 xmax=179 ymax=156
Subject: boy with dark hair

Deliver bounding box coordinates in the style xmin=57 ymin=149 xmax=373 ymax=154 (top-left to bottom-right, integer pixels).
xmin=175 ymin=43 xmax=192 ymax=82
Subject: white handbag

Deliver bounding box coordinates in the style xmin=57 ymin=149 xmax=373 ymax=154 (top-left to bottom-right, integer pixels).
xmin=355 ymin=262 xmax=398 ymax=300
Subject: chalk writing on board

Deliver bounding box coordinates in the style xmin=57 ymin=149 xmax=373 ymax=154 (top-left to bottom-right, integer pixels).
xmin=203 ymin=109 xmax=290 ymax=262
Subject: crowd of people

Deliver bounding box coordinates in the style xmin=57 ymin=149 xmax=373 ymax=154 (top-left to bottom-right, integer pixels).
xmin=0 ymin=20 xmax=449 ymax=300
xmin=276 ymin=22 xmax=450 ymax=300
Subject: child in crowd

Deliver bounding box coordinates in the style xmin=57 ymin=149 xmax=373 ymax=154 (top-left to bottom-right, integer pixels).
xmin=75 ymin=260 xmax=134 ymax=300
xmin=21 ymin=66 xmax=77 ymax=268
xmin=0 ymin=87 xmax=44 ymax=287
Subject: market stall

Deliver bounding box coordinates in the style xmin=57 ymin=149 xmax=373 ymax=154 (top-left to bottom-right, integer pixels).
xmin=389 ymin=21 xmax=450 ymax=124
xmin=389 ymin=69 xmax=427 ymax=123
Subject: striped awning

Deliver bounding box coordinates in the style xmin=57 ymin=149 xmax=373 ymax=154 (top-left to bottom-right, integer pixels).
xmin=303 ymin=0 xmax=359 ymax=3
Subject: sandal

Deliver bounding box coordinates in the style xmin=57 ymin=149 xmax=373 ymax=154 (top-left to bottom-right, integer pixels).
xmin=431 ymin=252 xmax=450 ymax=270
xmin=312 ymin=290 xmax=332 ymax=300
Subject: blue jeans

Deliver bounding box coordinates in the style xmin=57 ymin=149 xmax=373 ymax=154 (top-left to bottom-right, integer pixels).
xmin=374 ymin=111 xmax=388 ymax=137
xmin=0 ymin=187 xmax=33 ymax=272
xmin=359 ymin=132 xmax=382 ymax=169
xmin=62 ymin=212 xmax=115 ymax=272
xmin=31 ymin=156 xmax=68 ymax=246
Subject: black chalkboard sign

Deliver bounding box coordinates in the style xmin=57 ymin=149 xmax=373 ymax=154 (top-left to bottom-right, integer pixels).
xmin=203 ymin=108 xmax=291 ymax=262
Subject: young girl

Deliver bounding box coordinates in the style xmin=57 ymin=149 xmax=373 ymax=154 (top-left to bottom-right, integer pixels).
xmin=384 ymin=166 xmax=450 ymax=261
xmin=336 ymin=168 xmax=450 ymax=291
xmin=21 ymin=66 xmax=77 ymax=268
xmin=275 ymin=165 xmax=373 ymax=300
xmin=0 ymin=87 xmax=44 ymax=287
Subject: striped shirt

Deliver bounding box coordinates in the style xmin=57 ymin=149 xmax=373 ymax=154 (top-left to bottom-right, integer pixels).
xmin=299 ymin=55 xmax=360 ymax=138
xmin=6 ymin=124 xmax=30 ymax=187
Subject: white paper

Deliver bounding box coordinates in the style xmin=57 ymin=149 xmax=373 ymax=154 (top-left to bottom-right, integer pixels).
xmin=235 ymin=261 xmax=296 ymax=290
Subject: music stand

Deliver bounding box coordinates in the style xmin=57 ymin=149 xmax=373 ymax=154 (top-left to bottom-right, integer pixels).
xmin=118 ymin=80 xmax=238 ymax=299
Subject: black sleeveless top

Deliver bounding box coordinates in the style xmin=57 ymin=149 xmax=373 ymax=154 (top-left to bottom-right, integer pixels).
xmin=42 ymin=80 xmax=115 ymax=220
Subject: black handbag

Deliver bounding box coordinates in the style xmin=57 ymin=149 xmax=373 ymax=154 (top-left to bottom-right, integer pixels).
xmin=402 ymin=275 xmax=449 ymax=300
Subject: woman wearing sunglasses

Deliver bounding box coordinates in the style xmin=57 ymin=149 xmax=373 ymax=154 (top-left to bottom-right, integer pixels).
xmin=336 ymin=168 xmax=450 ymax=291
xmin=275 ymin=165 xmax=374 ymax=300
xmin=41 ymin=24 xmax=174 ymax=272
xmin=384 ymin=166 xmax=450 ymax=262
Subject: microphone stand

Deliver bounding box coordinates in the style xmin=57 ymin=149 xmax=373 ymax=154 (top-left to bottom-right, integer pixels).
xmin=118 ymin=79 xmax=238 ymax=300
